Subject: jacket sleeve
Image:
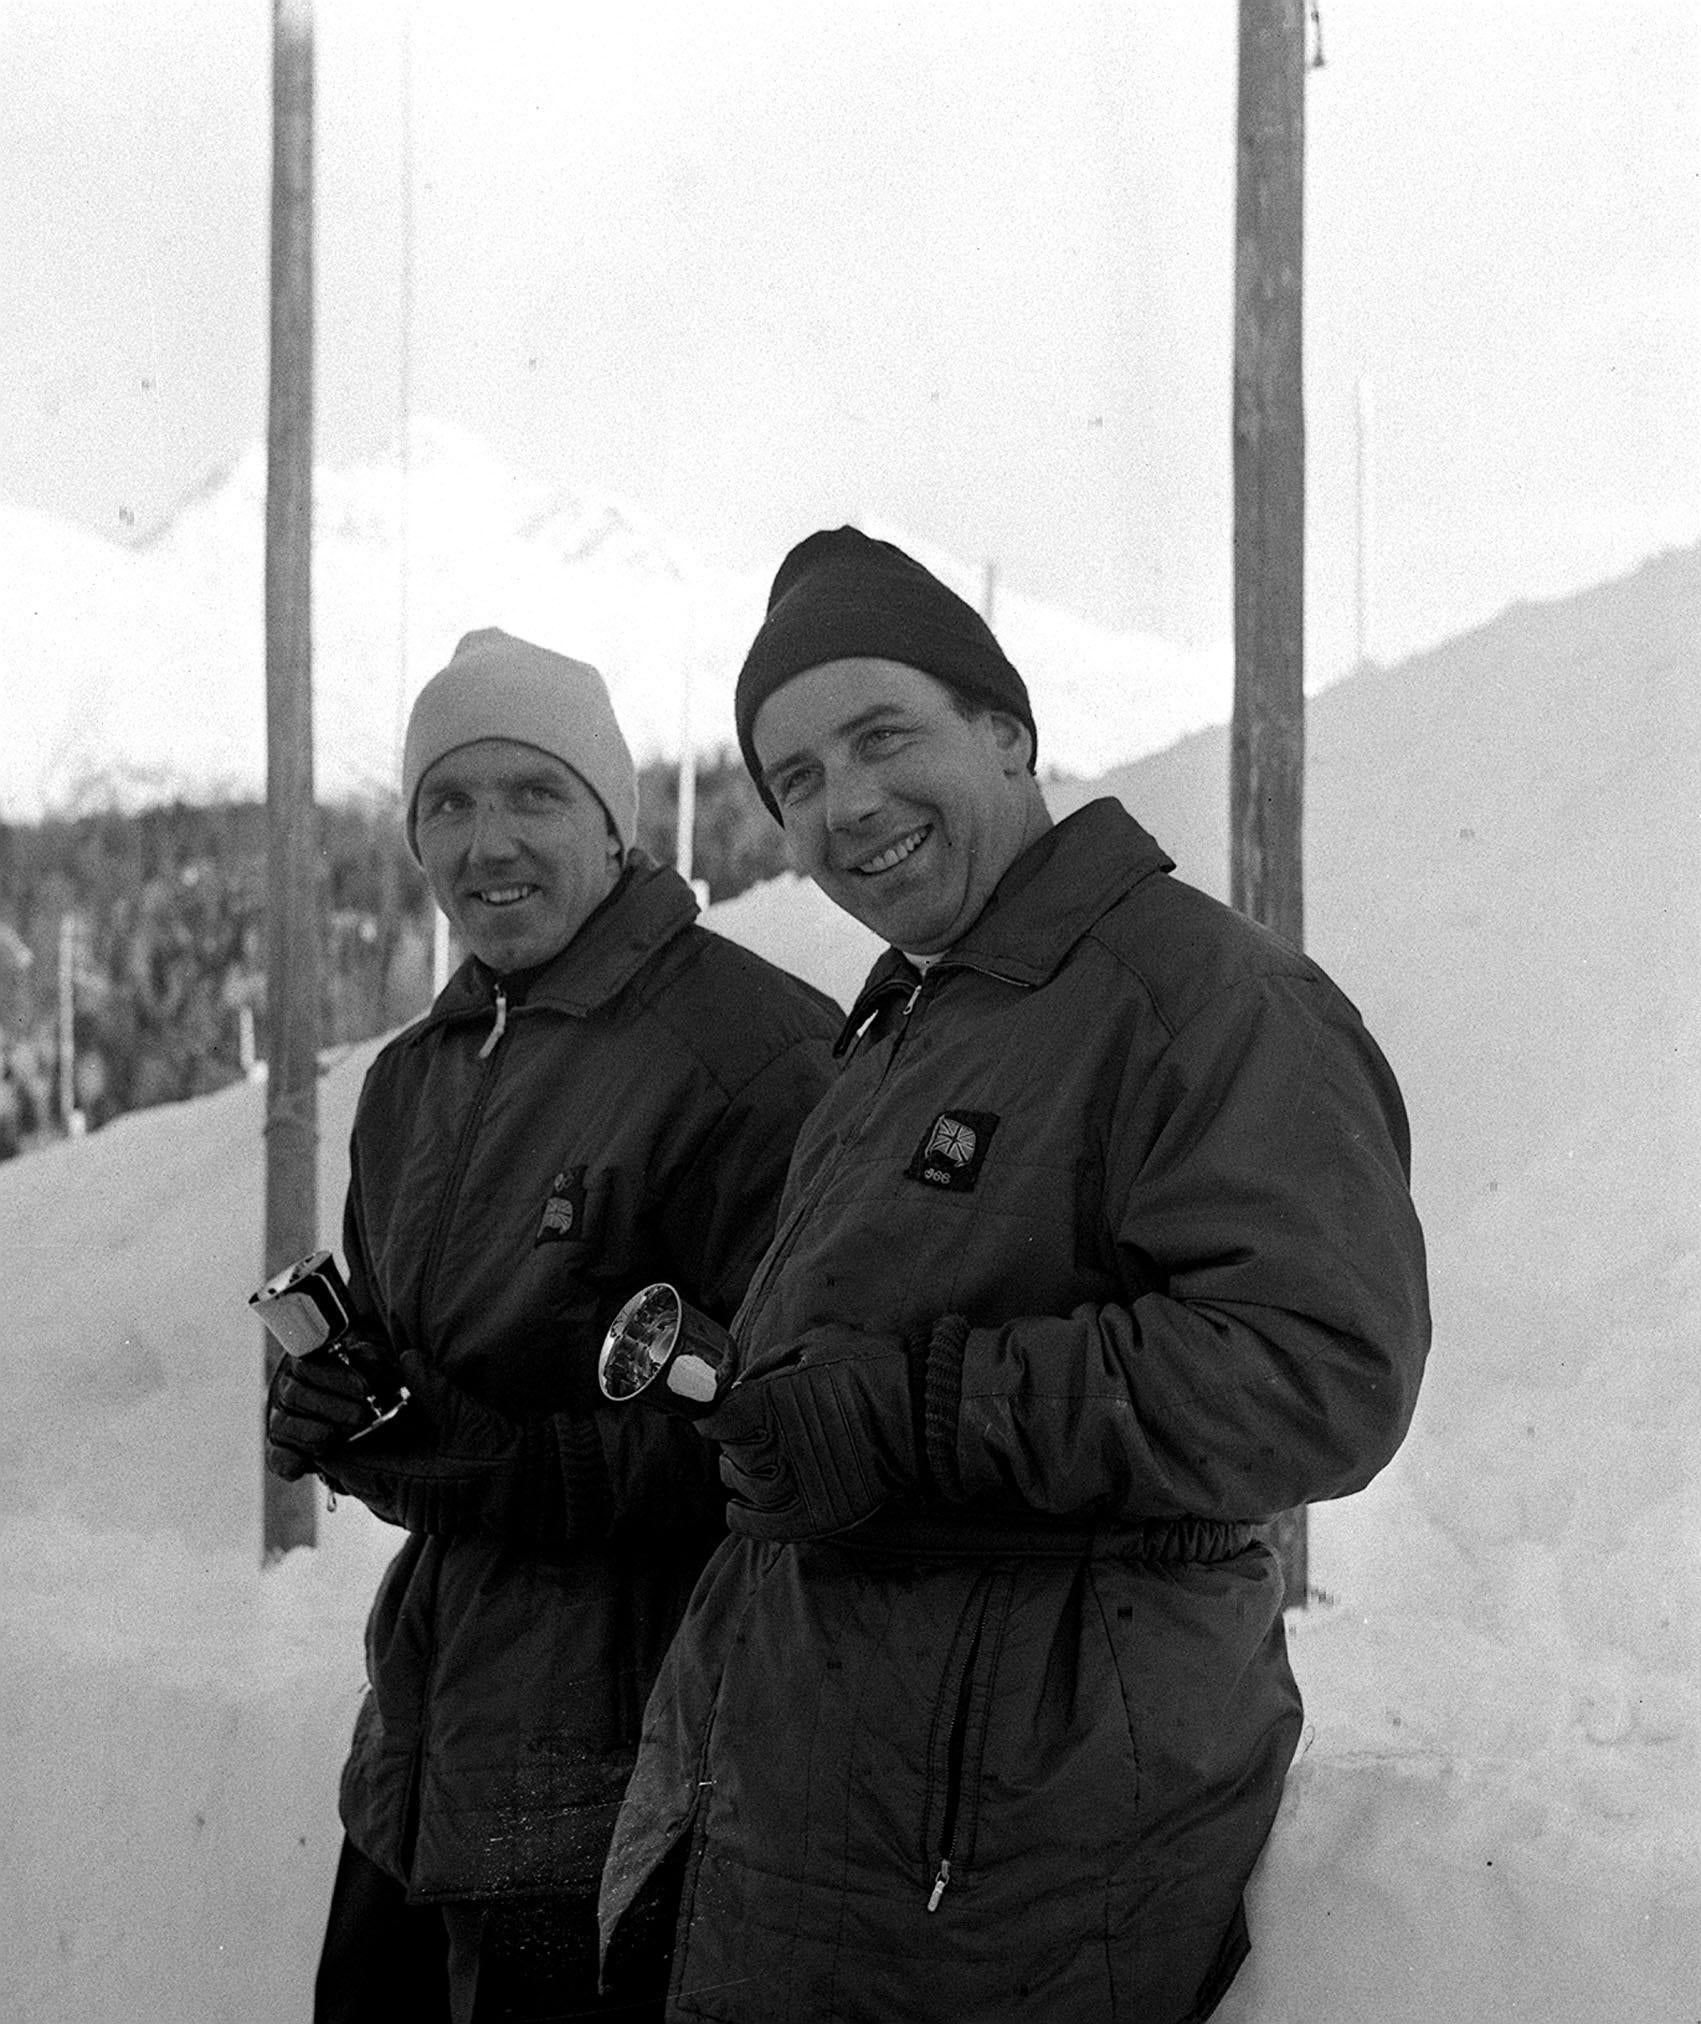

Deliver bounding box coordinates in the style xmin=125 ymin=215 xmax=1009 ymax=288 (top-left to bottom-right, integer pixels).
xmin=331 ymin=1154 xmax=659 ymax=1546
xmin=653 ymin=1032 xmax=838 ymax=1324
xmin=323 ymin=1119 xmax=613 ymax=1546
xmin=925 ymin=976 xmax=1432 ymax=1523
xmin=325 ymin=1034 xmax=837 ymax=1546
xmin=584 ymin=1029 xmax=837 ymax=1535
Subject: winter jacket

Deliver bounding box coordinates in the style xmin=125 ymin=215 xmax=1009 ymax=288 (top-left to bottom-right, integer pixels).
xmin=327 ymin=855 xmax=841 ymax=1903
xmin=600 ymin=801 xmax=1431 ymax=2021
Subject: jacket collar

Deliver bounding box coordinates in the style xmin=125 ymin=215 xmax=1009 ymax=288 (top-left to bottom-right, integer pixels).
xmin=408 ymin=851 xmax=699 ymax=1041
xmin=836 ymin=798 xmax=1172 ymax=1049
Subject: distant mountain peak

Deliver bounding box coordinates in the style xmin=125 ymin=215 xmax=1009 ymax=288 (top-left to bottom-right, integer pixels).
xmin=3 ymin=421 xmax=1238 ymax=819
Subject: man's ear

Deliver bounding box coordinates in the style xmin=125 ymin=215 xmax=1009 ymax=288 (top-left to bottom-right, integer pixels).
xmin=987 ymin=710 xmax=1034 ymax=774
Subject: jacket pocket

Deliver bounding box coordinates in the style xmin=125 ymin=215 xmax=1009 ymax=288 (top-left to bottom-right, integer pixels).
xmin=919 ymin=1567 xmax=1013 ymax=1911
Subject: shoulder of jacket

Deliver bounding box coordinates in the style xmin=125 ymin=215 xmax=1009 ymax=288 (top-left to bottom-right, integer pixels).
xmin=1081 ymin=870 xmax=1325 ymax=1037
xmin=350 ymin=1016 xmax=440 ymax=1129
xmin=623 ymin=924 xmax=842 ymax=1091
xmin=361 ymin=1013 xmax=432 ymax=1084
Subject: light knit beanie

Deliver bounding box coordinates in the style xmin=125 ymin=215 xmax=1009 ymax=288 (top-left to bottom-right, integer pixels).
xmin=734 ymin=526 xmax=1037 ymax=818
xmin=401 ymin=628 xmax=638 ymax=861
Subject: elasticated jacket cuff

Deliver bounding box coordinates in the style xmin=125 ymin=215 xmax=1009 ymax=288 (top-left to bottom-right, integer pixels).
xmin=923 ymin=1314 xmax=971 ymax=1502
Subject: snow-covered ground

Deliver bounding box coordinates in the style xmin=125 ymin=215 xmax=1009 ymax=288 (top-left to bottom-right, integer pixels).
xmin=3 ymin=735 xmax=1697 ymax=2017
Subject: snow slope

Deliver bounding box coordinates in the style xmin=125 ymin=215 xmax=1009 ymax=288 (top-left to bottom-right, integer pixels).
xmin=2 ymin=548 xmax=1698 ymax=2019
xmin=1080 ymin=548 xmax=1701 ymax=2022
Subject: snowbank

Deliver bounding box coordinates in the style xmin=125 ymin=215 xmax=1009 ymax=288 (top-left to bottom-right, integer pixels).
xmin=4 ymin=558 xmax=1700 ymax=2017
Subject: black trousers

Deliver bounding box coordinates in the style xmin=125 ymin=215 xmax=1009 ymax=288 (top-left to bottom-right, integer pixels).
xmin=315 ymin=1836 xmax=668 ymax=2024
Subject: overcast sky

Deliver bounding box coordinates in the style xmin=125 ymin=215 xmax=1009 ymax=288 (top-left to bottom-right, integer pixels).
xmin=4 ymin=0 xmax=1697 ymax=683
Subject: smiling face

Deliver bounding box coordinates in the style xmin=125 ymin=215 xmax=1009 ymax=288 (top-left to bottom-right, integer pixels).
xmin=753 ymin=658 xmax=1050 ymax=954
xmin=413 ymin=738 xmax=622 ymax=973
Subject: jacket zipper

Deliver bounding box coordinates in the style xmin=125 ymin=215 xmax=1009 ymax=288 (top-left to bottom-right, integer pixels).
xmin=737 ymin=969 xmax=933 ymax=1338
xmin=398 ymin=989 xmax=508 ymax=1875
xmin=477 ymin=980 xmax=509 ymax=1059
xmin=927 ymin=1617 xmax=982 ymax=1911
xmin=414 ymin=985 xmax=510 ymax=1359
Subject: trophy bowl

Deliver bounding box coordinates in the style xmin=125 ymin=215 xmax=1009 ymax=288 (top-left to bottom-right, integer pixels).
xmin=598 ymin=1283 xmax=733 ymax=1419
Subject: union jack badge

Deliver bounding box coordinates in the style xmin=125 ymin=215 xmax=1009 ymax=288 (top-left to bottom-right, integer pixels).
xmin=536 ymin=1166 xmax=588 ymax=1246
xmin=906 ymin=1110 xmax=1000 ymax=1193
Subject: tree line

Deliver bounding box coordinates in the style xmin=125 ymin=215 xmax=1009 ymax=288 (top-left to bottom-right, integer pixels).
xmin=0 ymin=754 xmax=787 ymax=1160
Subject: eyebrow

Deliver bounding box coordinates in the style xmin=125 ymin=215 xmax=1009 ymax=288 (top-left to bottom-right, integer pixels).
xmin=422 ymin=765 xmax=574 ymax=798
xmin=759 ymin=704 xmax=907 ymax=789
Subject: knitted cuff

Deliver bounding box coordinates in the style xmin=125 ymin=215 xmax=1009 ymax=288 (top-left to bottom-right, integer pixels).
xmin=923 ymin=1314 xmax=971 ymax=1503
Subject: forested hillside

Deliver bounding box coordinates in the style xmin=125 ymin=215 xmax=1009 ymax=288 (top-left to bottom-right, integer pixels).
xmin=0 ymin=757 xmax=783 ymax=1159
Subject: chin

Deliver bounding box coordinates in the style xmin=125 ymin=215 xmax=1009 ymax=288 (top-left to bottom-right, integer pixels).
xmin=462 ymin=927 xmax=539 ymax=972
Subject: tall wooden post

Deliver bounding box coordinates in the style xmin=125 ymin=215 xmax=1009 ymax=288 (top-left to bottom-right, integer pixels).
xmin=262 ymin=0 xmax=319 ymax=1560
xmin=56 ymin=913 xmax=80 ymax=1135
xmin=1355 ymin=374 xmax=1374 ymax=672
xmin=1232 ymin=0 xmax=1307 ymax=1604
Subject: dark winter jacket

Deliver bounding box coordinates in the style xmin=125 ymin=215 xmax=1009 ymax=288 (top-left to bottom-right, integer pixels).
xmin=328 ymin=856 xmax=840 ymax=1902
xmin=601 ymin=802 xmax=1431 ymax=2021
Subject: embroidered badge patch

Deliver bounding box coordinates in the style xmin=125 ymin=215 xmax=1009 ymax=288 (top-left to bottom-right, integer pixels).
xmin=536 ymin=1167 xmax=588 ymax=1246
xmin=905 ymin=1111 xmax=1000 ymax=1193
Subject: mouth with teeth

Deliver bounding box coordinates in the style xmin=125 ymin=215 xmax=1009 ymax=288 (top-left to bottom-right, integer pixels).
xmin=850 ymin=826 xmax=930 ymax=876
xmin=470 ymin=883 xmax=539 ymax=908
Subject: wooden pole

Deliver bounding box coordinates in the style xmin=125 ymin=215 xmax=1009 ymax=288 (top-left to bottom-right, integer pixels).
xmin=56 ymin=913 xmax=79 ymax=1135
xmin=676 ymin=659 xmax=697 ymax=887
xmin=262 ymin=0 xmax=319 ymax=1560
xmin=1355 ymin=373 xmax=1374 ymax=672
xmin=1232 ymin=0 xmax=1307 ymax=1605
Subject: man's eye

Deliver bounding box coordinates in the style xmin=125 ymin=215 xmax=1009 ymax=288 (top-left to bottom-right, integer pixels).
xmin=775 ymin=769 xmax=817 ymax=807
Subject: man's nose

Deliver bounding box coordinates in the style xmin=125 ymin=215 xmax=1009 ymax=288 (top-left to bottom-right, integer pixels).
xmin=822 ymin=763 xmax=882 ymax=833
xmin=466 ymin=799 xmax=521 ymax=860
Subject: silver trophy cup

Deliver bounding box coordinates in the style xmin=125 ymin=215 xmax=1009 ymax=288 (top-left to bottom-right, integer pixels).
xmin=597 ymin=1283 xmax=734 ymax=1419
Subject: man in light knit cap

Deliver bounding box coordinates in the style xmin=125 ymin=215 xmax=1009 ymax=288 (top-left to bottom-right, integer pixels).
xmin=601 ymin=531 xmax=1431 ymax=2022
xmin=267 ymin=627 xmax=840 ymax=2022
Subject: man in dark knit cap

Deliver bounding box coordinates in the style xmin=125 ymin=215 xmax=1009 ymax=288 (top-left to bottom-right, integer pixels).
xmin=265 ymin=628 xmax=840 ymax=2023
xmin=601 ymin=530 xmax=1431 ymax=2022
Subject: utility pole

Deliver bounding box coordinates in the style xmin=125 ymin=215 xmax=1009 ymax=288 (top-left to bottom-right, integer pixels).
xmin=262 ymin=0 xmax=319 ymax=1560
xmin=1231 ymin=0 xmax=1307 ymax=1605
xmin=1355 ymin=373 xmax=1374 ymax=672
xmin=676 ymin=658 xmax=698 ymax=889
xmin=56 ymin=914 xmax=83 ymax=1137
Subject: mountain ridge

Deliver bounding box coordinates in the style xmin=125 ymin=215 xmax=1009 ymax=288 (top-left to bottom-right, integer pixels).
xmin=3 ymin=420 xmax=1229 ymax=819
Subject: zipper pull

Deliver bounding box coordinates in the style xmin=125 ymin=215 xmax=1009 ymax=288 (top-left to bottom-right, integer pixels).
xmin=926 ymin=1857 xmax=951 ymax=1912
xmin=478 ymin=982 xmax=508 ymax=1060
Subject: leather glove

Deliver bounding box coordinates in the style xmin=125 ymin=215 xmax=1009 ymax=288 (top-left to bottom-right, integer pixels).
xmin=322 ymin=1349 xmax=610 ymax=1546
xmin=699 ymin=1331 xmax=922 ymax=1541
xmin=265 ymin=1341 xmax=385 ymax=1482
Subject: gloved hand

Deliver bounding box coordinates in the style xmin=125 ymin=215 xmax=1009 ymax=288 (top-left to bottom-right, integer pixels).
xmin=322 ymin=1350 xmax=611 ymax=1546
xmin=265 ymin=1341 xmax=385 ymax=1482
xmin=698 ymin=1331 xmax=922 ymax=1541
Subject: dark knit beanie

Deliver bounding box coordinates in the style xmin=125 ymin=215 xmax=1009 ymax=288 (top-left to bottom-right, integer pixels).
xmin=734 ymin=527 xmax=1037 ymax=816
